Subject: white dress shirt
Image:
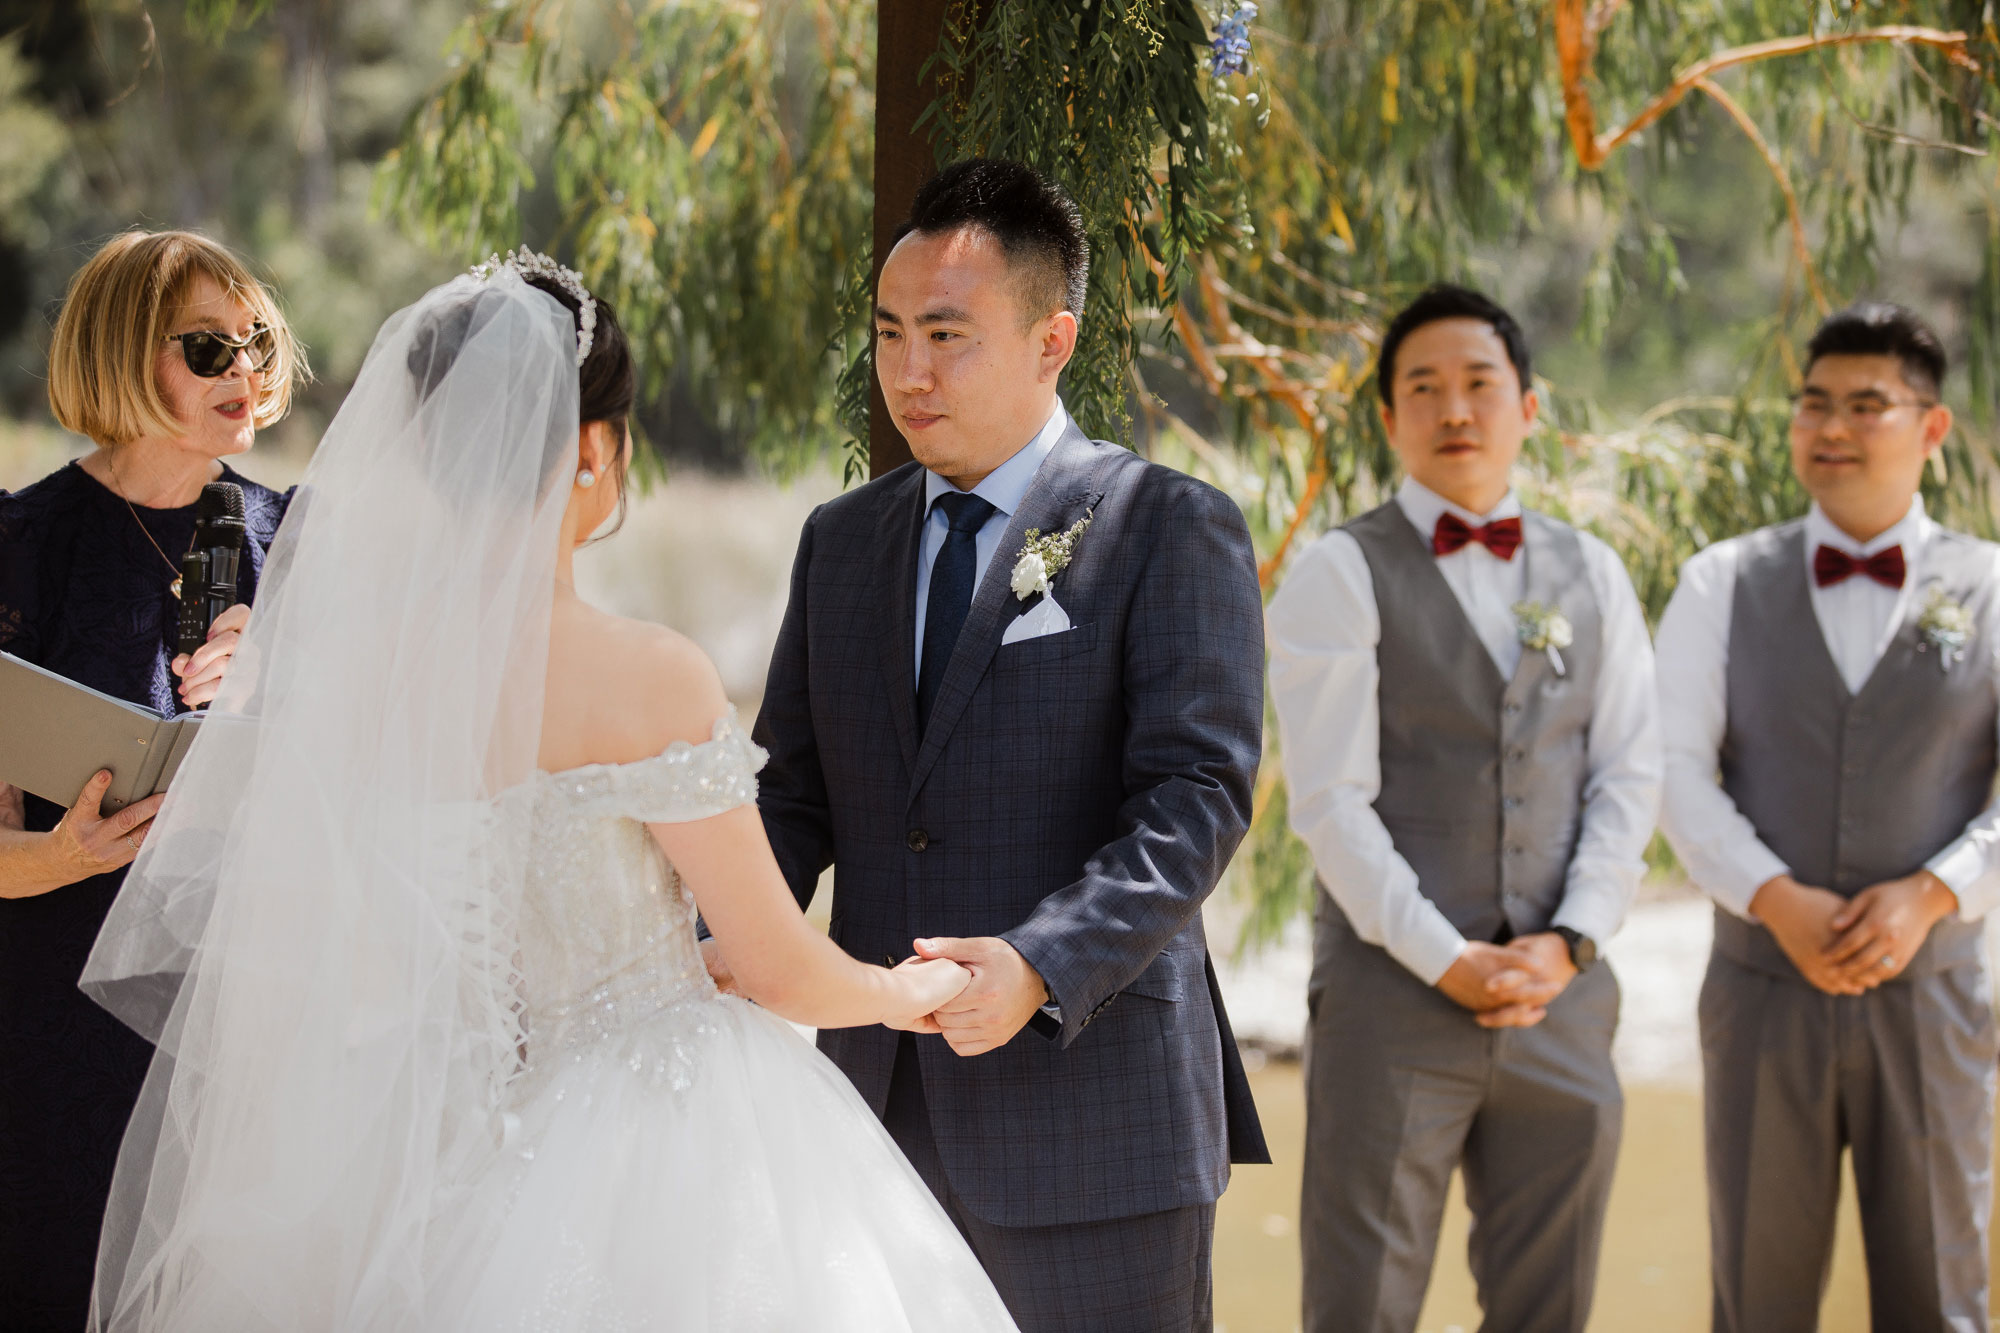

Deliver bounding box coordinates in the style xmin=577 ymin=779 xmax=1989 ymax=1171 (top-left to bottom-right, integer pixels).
xmin=912 ymin=399 xmax=1067 ymax=677
xmin=1267 ymin=478 xmax=1664 ymax=985
xmin=1656 ymin=498 xmax=2000 ymax=919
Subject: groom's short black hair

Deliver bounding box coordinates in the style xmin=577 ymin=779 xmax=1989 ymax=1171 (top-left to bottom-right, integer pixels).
xmin=1377 ymin=284 xmax=1532 ymax=407
xmin=894 ymin=158 xmax=1089 ymax=326
xmin=1805 ymin=302 xmax=1947 ymax=400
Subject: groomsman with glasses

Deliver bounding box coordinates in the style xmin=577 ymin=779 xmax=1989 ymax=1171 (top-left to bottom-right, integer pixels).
xmin=1268 ymin=284 xmax=1661 ymax=1333
xmin=1657 ymin=304 xmax=2000 ymax=1332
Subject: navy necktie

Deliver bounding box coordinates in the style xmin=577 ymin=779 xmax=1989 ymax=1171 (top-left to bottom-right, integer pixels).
xmin=917 ymin=491 xmax=997 ymax=735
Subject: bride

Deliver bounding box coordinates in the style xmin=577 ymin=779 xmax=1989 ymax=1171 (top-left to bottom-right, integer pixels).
xmin=79 ymin=255 xmax=1020 ymax=1330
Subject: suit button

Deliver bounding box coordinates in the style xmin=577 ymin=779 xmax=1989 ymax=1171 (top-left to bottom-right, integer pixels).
xmin=1504 ymin=701 xmax=1523 ymax=716
xmin=1505 ymin=845 xmax=1523 ymax=856
xmin=906 ymin=829 xmax=929 ymax=853
xmin=1506 ymin=747 xmax=1526 ymax=763
xmin=1503 ymin=796 xmax=1523 ymax=810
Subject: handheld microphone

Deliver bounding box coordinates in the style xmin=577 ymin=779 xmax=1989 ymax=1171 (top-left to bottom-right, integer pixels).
xmin=177 ymin=482 xmax=247 ymax=659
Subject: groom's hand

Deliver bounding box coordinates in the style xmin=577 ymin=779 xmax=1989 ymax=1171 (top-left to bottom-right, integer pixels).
xmin=911 ymin=936 xmax=1050 ymax=1057
xmin=699 ymin=938 xmax=741 ymax=998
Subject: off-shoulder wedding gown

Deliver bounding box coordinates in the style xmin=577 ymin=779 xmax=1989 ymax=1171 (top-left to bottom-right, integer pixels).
xmin=428 ymin=713 xmax=1017 ymax=1331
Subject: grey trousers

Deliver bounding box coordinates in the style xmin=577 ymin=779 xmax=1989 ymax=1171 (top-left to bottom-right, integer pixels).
xmin=882 ymin=1034 xmax=1216 ymax=1332
xmin=1700 ymin=950 xmax=1998 ymax=1333
xmin=1301 ymin=902 xmax=1622 ymax=1333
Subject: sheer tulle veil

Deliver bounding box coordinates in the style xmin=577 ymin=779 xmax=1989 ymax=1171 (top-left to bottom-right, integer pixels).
xmin=80 ymin=270 xmax=581 ymax=1330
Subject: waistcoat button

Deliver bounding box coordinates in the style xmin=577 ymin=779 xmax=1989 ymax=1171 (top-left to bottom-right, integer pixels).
xmin=906 ymin=829 xmax=929 ymax=853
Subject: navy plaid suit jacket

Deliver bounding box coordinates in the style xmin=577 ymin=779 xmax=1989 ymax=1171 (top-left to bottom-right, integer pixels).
xmin=752 ymin=420 xmax=1271 ymax=1229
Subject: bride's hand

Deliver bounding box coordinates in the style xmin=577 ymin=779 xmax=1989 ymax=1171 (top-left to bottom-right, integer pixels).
xmin=882 ymin=957 xmax=969 ymax=1032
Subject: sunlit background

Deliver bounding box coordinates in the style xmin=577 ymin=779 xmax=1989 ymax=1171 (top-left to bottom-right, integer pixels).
xmin=7 ymin=2 xmax=2000 ymax=1328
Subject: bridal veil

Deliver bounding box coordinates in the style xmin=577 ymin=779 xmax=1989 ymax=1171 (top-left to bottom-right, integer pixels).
xmin=81 ymin=270 xmax=579 ymax=1330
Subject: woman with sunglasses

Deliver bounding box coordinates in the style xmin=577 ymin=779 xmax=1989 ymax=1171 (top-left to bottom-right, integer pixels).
xmin=0 ymin=229 xmax=304 ymax=1330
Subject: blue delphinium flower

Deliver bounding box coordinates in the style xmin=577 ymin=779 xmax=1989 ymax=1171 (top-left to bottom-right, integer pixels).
xmin=1210 ymin=2 xmax=1257 ymax=79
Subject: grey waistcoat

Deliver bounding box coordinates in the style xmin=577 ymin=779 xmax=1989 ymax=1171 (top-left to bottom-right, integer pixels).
xmin=1713 ymin=520 xmax=2000 ymax=980
xmin=1340 ymin=502 xmax=1603 ymax=943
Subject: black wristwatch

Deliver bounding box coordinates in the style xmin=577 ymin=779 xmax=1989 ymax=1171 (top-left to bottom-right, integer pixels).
xmin=1552 ymin=926 xmax=1599 ymax=972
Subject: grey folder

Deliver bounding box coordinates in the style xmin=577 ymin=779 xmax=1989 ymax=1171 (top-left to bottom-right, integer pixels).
xmin=0 ymin=652 xmax=201 ymax=814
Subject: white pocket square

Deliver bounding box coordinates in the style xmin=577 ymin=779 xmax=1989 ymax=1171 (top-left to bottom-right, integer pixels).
xmin=1002 ymin=591 xmax=1072 ymax=645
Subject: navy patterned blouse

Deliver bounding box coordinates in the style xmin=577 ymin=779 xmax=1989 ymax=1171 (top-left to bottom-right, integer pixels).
xmin=0 ymin=458 xmax=290 ymax=1330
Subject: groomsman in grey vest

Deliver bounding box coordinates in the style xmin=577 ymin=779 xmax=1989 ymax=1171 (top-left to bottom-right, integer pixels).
xmin=1657 ymin=303 xmax=2000 ymax=1332
xmin=1268 ymin=285 xmax=1661 ymax=1333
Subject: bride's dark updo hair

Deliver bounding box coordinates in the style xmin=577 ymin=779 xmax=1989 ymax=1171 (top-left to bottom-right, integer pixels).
xmin=519 ymin=274 xmax=634 ymax=433
xmin=405 ymin=267 xmax=637 ymax=531
xmin=522 ymin=273 xmax=635 ymax=536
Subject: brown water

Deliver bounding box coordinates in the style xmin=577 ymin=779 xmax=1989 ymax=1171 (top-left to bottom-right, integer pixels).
xmin=1216 ymin=1061 xmax=1944 ymax=1333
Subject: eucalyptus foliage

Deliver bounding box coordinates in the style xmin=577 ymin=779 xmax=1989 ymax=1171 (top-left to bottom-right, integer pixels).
xmin=377 ymin=0 xmax=875 ymax=468
xmin=1190 ymin=0 xmax=2000 ymax=549
xmin=1172 ymin=1 xmax=2000 ymax=942
xmin=370 ymin=0 xmax=2000 ymax=941
xmin=917 ymin=0 xmax=1222 ymax=444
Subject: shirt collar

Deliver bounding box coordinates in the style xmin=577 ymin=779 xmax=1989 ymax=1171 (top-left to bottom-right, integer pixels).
xmin=1394 ymin=475 xmax=1522 ymax=538
xmin=1806 ymin=494 xmax=1930 ymax=559
xmin=924 ymin=398 xmax=1067 ymax=518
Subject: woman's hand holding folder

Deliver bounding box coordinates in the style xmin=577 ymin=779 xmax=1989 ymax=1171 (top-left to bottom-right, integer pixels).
xmin=0 ymin=771 xmax=165 ymax=899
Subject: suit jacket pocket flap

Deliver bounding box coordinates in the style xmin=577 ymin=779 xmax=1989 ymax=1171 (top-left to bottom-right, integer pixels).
xmin=1120 ymin=948 xmax=1186 ymax=1002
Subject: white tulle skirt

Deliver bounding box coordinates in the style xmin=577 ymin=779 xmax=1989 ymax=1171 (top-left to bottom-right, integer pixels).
xmin=427 ymin=993 xmax=1018 ymax=1332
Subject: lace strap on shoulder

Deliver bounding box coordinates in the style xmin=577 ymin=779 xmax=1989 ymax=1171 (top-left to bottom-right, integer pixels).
xmin=612 ymin=707 xmax=768 ymax=824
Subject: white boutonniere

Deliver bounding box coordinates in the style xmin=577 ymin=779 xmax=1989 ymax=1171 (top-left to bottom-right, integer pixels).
xmin=1010 ymin=511 xmax=1093 ymax=602
xmin=1513 ymin=600 xmax=1574 ymax=677
xmin=1917 ymin=585 xmax=1974 ymax=672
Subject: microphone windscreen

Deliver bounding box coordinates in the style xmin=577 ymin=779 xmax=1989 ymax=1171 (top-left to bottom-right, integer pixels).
xmin=197 ymin=482 xmax=246 ymax=524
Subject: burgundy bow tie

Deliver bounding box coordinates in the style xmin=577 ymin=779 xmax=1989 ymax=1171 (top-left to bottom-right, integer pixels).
xmin=1433 ymin=513 xmax=1523 ymax=561
xmin=1813 ymin=543 xmax=1906 ymax=590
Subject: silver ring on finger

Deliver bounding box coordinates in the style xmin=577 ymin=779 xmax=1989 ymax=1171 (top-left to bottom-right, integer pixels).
xmin=1879 ymin=953 xmax=1897 ymax=971
xmin=124 ymin=833 xmax=140 ymax=852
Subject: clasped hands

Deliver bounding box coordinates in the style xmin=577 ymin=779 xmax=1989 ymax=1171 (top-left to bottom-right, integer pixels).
xmin=1750 ymin=870 xmax=1958 ymax=995
xmin=701 ymin=934 xmax=1049 ymax=1057
xmin=1435 ymin=932 xmax=1577 ymax=1028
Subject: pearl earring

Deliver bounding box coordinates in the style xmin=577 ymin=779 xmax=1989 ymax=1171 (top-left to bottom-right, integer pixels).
xmin=576 ymin=469 xmax=597 ymax=489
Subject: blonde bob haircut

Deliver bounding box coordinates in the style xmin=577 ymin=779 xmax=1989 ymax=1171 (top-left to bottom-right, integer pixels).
xmin=48 ymin=230 xmax=307 ymax=447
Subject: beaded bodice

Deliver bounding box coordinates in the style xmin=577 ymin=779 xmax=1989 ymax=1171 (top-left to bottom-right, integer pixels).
xmin=516 ymin=711 xmax=765 ymax=1071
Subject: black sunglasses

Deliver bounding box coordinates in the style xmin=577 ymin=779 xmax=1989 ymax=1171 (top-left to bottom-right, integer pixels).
xmin=165 ymin=324 xmax=277 ymax=378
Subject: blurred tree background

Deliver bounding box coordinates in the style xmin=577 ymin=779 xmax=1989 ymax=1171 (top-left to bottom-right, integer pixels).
xmin=4 ymin=0 xmax=1997 ymax=937
xmin=0 ymin=0 xmax=460 ymax=439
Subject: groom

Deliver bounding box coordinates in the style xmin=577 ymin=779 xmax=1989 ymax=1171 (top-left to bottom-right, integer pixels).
xmin=738 ymin=158 xmax=1269 ymax=1329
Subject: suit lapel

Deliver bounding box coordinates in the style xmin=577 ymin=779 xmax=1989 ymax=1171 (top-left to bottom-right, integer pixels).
xmin=907 ymin=424 xmax=1105 ymax=799
xmin=882 ymin=466 xmax=927 ymax=774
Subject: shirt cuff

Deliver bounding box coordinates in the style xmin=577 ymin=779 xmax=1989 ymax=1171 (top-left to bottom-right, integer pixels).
xmin=1926 ymin=841 xmax=1996 ymax=919
xmin=1384 ymin=910 xmax=1471 ymax=988
xmin=1550 ymin=894 xmax=1625 ymax=950
xmin=1705 ymin=846 xmax=1792 ymax=921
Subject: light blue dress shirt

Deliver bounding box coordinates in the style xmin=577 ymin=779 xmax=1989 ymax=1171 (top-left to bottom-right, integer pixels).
xmin=912 ymin=399 xmax=1068 ymax=679
xmin=913 ymin=399 xmax=1068 ymax=1019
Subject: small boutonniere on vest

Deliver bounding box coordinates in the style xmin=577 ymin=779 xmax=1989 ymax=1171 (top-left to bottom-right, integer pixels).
xmin=1003 ymin=510 xmax=1093 ymax=645
xmin=1513 ymin=600 xmax=1574 ymax=677
xmin=1917 ymin=585 xmax=1973 ymax=672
